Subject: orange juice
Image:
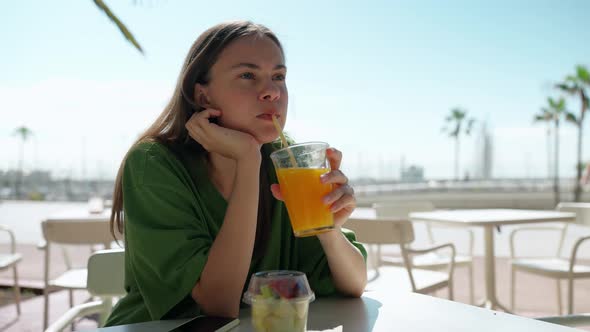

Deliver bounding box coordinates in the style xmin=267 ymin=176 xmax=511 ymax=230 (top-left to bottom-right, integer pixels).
xmin=276 ymin=168 xmax=334 ymax=237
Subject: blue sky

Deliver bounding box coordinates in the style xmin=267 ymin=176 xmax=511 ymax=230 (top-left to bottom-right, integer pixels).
xmin=1 ymin=0 xmax=589 ymax=180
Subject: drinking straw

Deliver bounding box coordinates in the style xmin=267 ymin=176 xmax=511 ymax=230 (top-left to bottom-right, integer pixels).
xmin=272 ymin=115 xmax=298 ymax=167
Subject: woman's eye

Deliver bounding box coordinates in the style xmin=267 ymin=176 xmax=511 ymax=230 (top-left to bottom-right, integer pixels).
xmin=240 ymin=72 xmax=255 ymax=80
xmin=273 ymin=73 xmax=286 ymax=81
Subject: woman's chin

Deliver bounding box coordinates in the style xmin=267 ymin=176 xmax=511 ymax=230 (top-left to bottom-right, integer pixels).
xmin=252 ymin=130 xmax=281 ymax=145
xmin=255 ymin=136 xmax=278 ymax=145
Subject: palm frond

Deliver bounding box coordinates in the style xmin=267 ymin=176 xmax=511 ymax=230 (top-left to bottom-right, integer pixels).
xmin=451 ymin=108 xmax=466 ymax=119
xmin=534 ymin=114 xmax=547 ymax=122
xmin=93 ymin=0 xmax=144 ymax=54
xmin=556 ymin=97 xmax=566 ymax=110
xmin=12 ymin=126 xmax=33 ymax=141
xmin=556 ymin=82 xmax=578 ymax=94
xmin=565 ymin=112 xmax=578 ymax=124
xmin=451 ymin=123 xmax=461 ymax=137
xmin=576 ymin=65 xmax=590 ymax=84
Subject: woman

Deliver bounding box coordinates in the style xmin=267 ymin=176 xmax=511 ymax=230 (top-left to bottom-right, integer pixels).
xmin=105 ymin=21 xmax=367 ymax=326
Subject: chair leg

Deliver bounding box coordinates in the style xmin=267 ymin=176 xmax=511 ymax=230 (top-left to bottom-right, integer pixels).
xmin=12 ymin=265 xmax=21 ymax=316
xmin=567 ymin=278 xmax=574 ymax=315
xmin=556 ymin=279 xmax=563 ymax=315
xmin=69 ymin=289 xmax=76 ymax=331
xmin=468 ymin=263 xmax=475 ymax=305
xmin=510 ymin=266 xmax=516 ymax=311
xmin=99 ymin=298 xmax=114 ymax=327
xmin=448 ymin=281 xmax=454 ymax=301
xmin=43 ymin=287 xmax=50 ymax=330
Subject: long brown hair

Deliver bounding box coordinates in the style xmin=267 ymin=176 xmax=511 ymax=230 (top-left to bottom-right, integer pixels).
xmin=110 ymin=21 xmax=284 ymax=257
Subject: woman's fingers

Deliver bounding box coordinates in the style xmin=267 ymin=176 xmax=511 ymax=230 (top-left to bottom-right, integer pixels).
xmin=195 ymin=109 xmax=222 ymax=135
xmin=330 ymin=193 xmax=356 ymax=213
xmin=327 ymin=148 xmax=343 ymax=170
xmin=321 ymin=169 xmax=349 ymax=185
xmin=185 ymin=109 xmax=223 ymax=148
xmin=323 ymin=184 xmax=354 ymax=205
xmin=270 ymin=184 xmax=284 ymax=201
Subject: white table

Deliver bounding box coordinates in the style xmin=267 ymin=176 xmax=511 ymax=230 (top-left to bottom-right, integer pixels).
xmin=410 ymin=209 xmax=576 ymax=312
xmin=235 ymin=290 xmax=577 ymax=331
xmin=90 ymin=291 xmax=578 ymax=331
xmin=46 ymin=208 xmax=111 ymax=222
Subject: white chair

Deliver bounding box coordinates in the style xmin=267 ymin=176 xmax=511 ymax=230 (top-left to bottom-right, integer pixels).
xmin=45 ymin=248 xmax=125 ymax=332
xmin=41 ymin=219 xmax=113 ymax=330
xmin=0 ymin=224 xmax=22 ymax=315
xmin=510 ymin=202 xmax=590 ymax=314
xmin=346 ymin=217 xmax=456 ymax=299
xmin=372 ymin=201 xmax=475 ymax=304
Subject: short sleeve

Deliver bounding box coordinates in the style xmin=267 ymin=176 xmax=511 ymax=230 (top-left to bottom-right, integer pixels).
xmin=123 ymin=145 xmax=212 ymax=320
xmin=296 ymin=228 xmax=367 ymax=296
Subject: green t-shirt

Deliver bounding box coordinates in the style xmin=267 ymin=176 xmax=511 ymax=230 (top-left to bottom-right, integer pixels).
xmin=105 ymin=141 xmax=367 ymax=326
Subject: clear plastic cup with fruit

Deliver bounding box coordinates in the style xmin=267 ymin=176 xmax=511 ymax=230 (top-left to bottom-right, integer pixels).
xmin=243 ymin=270 xmax=315 ymax=332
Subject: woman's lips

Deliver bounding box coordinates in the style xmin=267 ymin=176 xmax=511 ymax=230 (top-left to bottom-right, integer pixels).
xmin=257 ymin=114 xmax=279 ymax=121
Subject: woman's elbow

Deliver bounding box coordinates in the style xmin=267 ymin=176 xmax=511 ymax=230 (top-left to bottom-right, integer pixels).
xmin=200 ymin=304 xmax=240 ymax=319
xmin=337 ymin=278 xmax=366 ymax=298
xmin=350 ymin=273 xmax=367 ymax=297
xmin=349 ymin=283 xmax=366 ymax=298
xmin=194 ymin=296 xmax=240 ymax=318
xmin=192 ymin=284 xmax=240 ymax=318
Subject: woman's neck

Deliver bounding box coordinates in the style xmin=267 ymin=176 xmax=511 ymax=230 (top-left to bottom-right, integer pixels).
xmin=207 ymin=152 xmax=237 ymax=200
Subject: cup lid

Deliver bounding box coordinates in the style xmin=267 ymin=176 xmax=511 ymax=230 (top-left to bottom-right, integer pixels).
xmin=242 ymin=270 xmax=315 ymax=304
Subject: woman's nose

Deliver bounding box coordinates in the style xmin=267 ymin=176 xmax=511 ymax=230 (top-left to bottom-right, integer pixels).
xmin=259 ymin=80 xmax=281 ymax=101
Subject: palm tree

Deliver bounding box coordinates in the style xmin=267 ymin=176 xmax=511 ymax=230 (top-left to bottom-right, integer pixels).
xmin=556 ymin=65 xmax=590 ymax=202
xmin=535 ymin=98 xmax=567 ymax=204
xmin=93 ymin=0 xmax=144 ymax=54
xmin=12 ymin=126 xmax=33 ymax=199
xmin=442 ymin=108 xmax=476 ymax=180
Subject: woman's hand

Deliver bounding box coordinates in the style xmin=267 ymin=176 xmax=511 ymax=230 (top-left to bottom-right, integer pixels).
xmin=185 ymin=109 xmax=261 ymax=161
xmin=270 ymin=147 xmax=356 ymax=227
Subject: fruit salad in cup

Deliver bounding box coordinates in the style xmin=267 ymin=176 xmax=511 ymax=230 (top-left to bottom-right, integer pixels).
xmin=243 ymin=271 xmax=315 ymax=332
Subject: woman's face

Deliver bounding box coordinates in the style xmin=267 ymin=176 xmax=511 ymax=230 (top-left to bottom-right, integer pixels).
xmin=196 ymin=35 xmax=288 ymax=144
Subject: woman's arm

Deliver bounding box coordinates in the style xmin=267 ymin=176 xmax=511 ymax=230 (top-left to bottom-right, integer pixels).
xmin=316 ymin=147 xmax=367 ymax=296
xmin=185 ymin=109 xmax=263 ymax=317
xmin=271 ymin=147 xmax=367 ymax=297
xmin=317 ymin=228 xmax=367 ymax=297
xmin=191 ymin=156 xmax=261 ymax=317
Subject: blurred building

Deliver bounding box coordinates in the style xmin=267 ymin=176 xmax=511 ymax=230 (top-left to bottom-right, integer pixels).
xmin=401 ymin=165 xmax=425 ymax=182
xmin=474 ymin=121 xmax=493 ymax=179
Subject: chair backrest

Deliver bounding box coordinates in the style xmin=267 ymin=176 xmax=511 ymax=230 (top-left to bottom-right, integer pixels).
xmin=42 ymin=220 xmax=113 ymax=246
xmin=556 ymin=202 xmax=590 ymax=227
xmin=345 ymin=218 xmax=415 ymax=245
xmin=372 ymin=201 xmax=435 ymax=219
xmin=87 ymin=249 xmax=126 ymax=297
xmin=347 ymin=217 xmax=419 ymax=290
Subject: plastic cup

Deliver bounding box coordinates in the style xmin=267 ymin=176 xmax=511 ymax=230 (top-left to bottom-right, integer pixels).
xmin=243 ymin=271 xmax=315 ymax=332
xmin=270 ymin=142 xmax=334 ymax=237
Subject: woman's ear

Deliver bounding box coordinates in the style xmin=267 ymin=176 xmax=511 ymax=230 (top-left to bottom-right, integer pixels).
xmin=194 ymin=83 xmax=212 ymax=108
